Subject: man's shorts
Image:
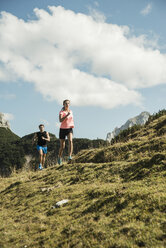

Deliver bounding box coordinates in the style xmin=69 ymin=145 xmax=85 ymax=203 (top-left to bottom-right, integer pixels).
xmin=37 ymin=145 xmax=47 ymax=154
xmin=59 ymin=128 xmax=73 ymax=140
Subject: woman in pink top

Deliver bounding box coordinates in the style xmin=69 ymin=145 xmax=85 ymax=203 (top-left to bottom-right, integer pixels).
xmin=58 ymin=99 xmax=74 ymax=165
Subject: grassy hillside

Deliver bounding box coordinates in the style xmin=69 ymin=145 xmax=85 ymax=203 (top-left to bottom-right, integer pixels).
xmin=0 ymin=162 xmax=165 ymax=247
xmin=0 ymin=111 xmax=165 ymax=248
xmin=73 ymin=111 xmax=166 ymax=165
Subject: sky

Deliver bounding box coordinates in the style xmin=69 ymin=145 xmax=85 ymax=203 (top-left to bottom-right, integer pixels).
xmin=0 ymin=0 xmax=166 ymax=139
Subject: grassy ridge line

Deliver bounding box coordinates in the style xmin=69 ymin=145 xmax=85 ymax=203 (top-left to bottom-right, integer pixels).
xmin=73 ymin=114 xmax=166 ymax=163
xmin=0 ymin=159 xmax=165 ymax=248
xmin=111 ymin=110 xmax=166 ymax=144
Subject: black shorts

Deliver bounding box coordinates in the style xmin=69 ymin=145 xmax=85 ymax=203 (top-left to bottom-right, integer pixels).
xmin=59 ymin=128 xmax=73 ymax=139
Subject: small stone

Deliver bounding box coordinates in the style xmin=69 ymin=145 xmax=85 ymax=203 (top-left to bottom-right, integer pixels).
xmin=55 ymin=199 xmax=69 ymax=207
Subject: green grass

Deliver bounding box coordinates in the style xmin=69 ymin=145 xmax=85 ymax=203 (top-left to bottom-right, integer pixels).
xmin=0 ymin=113 xmax=165 ymax=248
xmin=0 ymin=159 xmax=165 ymax=248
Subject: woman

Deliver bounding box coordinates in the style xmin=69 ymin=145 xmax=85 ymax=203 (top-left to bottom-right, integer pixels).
xmin=58 ymin=99 xmax=74 ymax=165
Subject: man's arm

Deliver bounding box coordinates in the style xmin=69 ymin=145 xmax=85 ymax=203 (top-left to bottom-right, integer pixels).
xmin=42 ymin=132 xmax=50 ymax=142
xmin=32 ymin=133 xmax=37 ymax=144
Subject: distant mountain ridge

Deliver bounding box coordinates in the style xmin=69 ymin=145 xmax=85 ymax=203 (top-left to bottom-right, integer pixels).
xmin=106 ymin=111 xmax=150 ymax=142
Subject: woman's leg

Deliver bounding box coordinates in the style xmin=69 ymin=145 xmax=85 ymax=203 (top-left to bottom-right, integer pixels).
xmin=59 ymin=139 xmax=65 ymax=158
xmin=67 ymin=132 xmax=73 ymax=158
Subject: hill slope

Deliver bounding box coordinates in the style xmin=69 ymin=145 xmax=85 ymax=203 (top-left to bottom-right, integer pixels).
xmin=0 ymin=111 xmax=165 ymax=248
xmin=74 ymin=111 xmax=166 ymax=166
xmin=0 ymin=127 xmax=20 ymax=142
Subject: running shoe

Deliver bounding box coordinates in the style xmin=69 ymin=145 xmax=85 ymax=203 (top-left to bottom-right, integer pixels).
xmin=39 ymin=164 xmax=43 ymax=170
xmin=68 ymin=156 xmax=72 ymax=163
xmin=58 ymin=157 xmax=62 ymax=165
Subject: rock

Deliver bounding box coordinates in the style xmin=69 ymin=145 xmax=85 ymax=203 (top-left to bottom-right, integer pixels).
xmin=40 ymin=182 xmax=63 ymax=192
xmin=0 ymin=112 xmax=10 ymax=129
xmin=106 ymin=111 xmax=150 ymax=142
xmin=55 ymin=199 xmax=69 ymax=207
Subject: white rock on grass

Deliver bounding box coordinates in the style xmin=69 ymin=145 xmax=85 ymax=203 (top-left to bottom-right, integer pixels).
xmin=55 ymin=199 xmax=69 ymax=207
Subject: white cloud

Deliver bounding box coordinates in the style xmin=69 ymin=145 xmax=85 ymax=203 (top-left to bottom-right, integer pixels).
xmin=3 ymin=113 xmax=14 ymax=121
xmin=88 ymin=7 xmax=106 ymax=22
xmin=0 ymin=6 xmax=166 ymax=109
xmin=141 ymin=3 xmax=152 ymax=16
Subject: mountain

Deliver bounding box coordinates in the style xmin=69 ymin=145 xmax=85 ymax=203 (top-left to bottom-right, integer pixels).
xmin=0 ymin=112 xmax=10 ymax=129
xmin=0 ymin=127 xmax=20 ymax=143
xmin=0 ymin=112 xmax=20 ymax=142
xmin=0 ymin=120 xmax=21 ymax=176
xmin=106 ymin=111 xmax=150 ymax=142
xmin=0 ymin=112 xmax=19 ymax=142
xmin=0 ymin=110 xmax=165 ymax=248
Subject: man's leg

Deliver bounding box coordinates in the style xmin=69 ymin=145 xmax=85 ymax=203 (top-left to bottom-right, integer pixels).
xmin=42 ymin=153 xmax=46 ymax=168
xmin=41 ymin=147 xmax=47 ymax=168
xmin=39 ymin=149 xmax=43 ymax=169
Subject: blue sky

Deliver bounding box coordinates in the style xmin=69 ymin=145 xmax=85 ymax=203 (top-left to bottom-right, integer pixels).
xmin=0 ymin=0 xmax=166 ymax=139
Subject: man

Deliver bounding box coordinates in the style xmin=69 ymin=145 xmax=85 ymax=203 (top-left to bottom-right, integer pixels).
xmin=33 ymin=124 xmax=50 ymax=170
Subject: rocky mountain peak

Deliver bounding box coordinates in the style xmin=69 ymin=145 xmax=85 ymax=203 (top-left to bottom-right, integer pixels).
xmin=106 ymin=111 xmax=150 ymax=142
xmin=0 ymin=112 xmax=10 ymax=129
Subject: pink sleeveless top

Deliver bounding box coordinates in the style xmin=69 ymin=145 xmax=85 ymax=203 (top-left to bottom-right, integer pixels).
xmin=59 ymin=110 xmax=74 ymax=129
